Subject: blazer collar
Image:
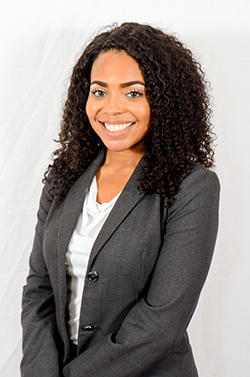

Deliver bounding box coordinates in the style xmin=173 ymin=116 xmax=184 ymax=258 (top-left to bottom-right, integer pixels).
xmin=88 ymin=153 xmax=146 ymax=268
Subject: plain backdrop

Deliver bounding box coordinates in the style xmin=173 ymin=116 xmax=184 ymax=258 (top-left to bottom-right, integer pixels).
xmin=0 ymin=1 xmax=249 ymax=376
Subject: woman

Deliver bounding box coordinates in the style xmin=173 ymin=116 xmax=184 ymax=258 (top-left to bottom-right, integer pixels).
xmin=21 ymin=22 xmax=220 ymax=377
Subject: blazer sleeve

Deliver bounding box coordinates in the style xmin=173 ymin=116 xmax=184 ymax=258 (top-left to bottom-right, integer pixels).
xmin=21 ymin=183 xmax=62 ymax=377
xmin=63 ymin=166 xmax=220 ymax=377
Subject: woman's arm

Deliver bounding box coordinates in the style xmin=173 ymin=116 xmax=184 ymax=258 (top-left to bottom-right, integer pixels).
xmin=63 ymin=166 xmax=220 ymax=377
xmin=21 ymin=184 xmax=62 ymax=377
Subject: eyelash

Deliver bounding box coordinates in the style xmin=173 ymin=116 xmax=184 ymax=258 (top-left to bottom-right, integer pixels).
xmin=92 ymin=89 xmax=106 ymax=97
xmin=91 ymin=89 xmax=143 ymax=98
xmin=126 ymin=90 xmax=143 ymax=98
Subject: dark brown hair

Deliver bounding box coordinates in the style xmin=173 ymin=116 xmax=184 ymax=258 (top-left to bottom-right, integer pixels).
xmin=44 ymin=22 xmax=215 ymax=206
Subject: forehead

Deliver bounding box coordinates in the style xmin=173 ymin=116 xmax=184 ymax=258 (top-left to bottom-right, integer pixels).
xmin=90 ymin=50 xmax=145 ymax=83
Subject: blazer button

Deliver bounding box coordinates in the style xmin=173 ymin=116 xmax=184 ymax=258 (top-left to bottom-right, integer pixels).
xmin=81 ymin=325 xmax=94 ymax=331
xmin=87 ymin=270 xmax=99 ymax=282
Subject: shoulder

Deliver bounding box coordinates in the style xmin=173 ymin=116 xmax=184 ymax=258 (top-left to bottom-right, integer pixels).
xmin=181 ymin=164 xmax=220 ymax=193
xmin=168 ymin=164 xmax=220 ymax=216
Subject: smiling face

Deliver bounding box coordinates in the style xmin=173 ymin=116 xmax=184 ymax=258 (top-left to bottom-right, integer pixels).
xmin=86 ymin=50 xmax=151 ymax=155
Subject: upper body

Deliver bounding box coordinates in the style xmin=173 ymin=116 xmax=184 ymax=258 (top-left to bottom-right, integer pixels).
xmin=21 ymin=149 xmax=220 ymax=377
xmin=21 ymin=22 xmax=220 ymax=377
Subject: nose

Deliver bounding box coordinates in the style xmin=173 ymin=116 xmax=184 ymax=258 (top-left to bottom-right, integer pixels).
xmin=103 ymin=92 xmax=123 ymax=115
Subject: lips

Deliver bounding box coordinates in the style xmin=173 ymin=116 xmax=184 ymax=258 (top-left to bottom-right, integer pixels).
xmin=101 ymin=122 xmax=134 ymax=132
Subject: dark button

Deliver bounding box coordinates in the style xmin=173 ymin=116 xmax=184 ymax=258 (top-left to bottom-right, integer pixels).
xmin=81 ymin=325 xmax=94 ymax=331
xmin=87 ymin=270 xmax=99 ymax=282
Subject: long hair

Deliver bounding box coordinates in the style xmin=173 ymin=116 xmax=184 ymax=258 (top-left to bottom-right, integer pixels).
xmin=44 ymin=22 xmax=215 ymax=206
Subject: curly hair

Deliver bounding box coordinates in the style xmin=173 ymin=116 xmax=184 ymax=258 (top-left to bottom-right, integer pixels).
xmin=44 ymin=22 xmax=215 ymax=207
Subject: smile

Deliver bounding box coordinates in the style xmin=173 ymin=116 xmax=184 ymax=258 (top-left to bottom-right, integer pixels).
xmin=102 ymin=122 xmax=134 ymax=132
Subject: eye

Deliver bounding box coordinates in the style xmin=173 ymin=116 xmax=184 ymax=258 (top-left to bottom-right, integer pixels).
xmin=91 ymin=89 xmax=106 ymax=97
xmin=126 ymin=90 xmax=143 ymax=98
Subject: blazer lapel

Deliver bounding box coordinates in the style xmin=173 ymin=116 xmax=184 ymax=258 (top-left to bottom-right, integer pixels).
xmin=56 ymin=149 xmax=105 ymax=310
xmin=87 ymin=154 xmax=146 ymax=268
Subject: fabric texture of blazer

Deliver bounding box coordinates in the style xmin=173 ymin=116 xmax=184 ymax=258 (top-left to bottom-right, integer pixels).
xmin=21 ymin=149 xmax=220 ymax=377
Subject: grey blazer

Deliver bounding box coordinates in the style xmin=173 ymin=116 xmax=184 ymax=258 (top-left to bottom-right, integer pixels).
xmin=21 ymin=149 xmax=220 ymax=377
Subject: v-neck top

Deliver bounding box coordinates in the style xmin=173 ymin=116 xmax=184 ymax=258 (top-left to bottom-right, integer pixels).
xmin=65 ymin=176 xmax=121 ymax=344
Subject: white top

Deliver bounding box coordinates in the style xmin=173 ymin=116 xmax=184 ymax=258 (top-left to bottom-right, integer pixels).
xmin=65 ymin=176 xmax=121 ymax=344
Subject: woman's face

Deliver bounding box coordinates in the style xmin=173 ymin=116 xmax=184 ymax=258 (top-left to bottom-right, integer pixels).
xmin=86 ymin=50 xmax=151 ymax=155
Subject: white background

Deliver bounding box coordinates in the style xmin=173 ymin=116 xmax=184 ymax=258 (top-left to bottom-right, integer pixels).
xmin=0 ymin=1 xmax=249 ymax=376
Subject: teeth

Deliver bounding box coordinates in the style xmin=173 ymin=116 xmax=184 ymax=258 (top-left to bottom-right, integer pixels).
xmin=104 ymin=122 xmax=133 ymax=132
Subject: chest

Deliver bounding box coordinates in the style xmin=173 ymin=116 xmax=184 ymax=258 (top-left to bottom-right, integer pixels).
xmin=43 ymin=191 xmax=166 ymax=289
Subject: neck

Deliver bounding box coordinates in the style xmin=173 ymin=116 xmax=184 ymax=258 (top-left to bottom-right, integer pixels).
xmin=104 ymin=149 xmax=144 ymax=171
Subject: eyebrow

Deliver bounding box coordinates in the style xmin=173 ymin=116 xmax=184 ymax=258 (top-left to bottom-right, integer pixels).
xmin=90 ymin=80 xmax=146 ymax=88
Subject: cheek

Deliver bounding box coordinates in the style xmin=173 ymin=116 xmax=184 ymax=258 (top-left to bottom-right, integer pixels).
xmin=85 ymin=99 xmax=102 ymax=136
xmin=85 ymin=98 xmax=92 ymax=120
xmin=85 ymin=97 xmax=100 ymax=122
xmin=139 ymin=104 xmax=151 ymax=127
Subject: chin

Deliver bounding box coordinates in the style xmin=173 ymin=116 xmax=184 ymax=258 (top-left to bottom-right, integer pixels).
xmin=103 ymin=141 xmax=130 ymax=152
